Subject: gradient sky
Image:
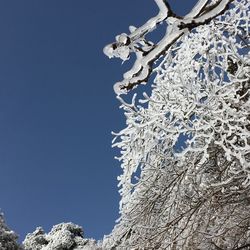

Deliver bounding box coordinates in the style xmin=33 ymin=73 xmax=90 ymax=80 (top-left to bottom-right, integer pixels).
xmin=0 ymin=0 xmax=197 ymax=242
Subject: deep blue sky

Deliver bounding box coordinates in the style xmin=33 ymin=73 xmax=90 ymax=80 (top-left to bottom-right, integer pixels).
xmin=0 ymin=0 xmax=197 ymax=242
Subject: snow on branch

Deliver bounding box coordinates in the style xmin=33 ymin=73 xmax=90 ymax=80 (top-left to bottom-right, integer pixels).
xmin=103 ymin=1 xmax=250 ymax=247
xmin=184 ymin=0 xmax=210 ymax=18
xmin=104 ymin=0 xmax=234 ymax=95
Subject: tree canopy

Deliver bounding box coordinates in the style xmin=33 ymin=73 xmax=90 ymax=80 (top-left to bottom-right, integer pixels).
xmin=103 ymin=0 xmax=250 ymax=249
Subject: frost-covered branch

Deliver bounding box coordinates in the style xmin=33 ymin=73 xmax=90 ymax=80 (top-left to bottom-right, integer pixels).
xmin=184 ymin=0 xmax=210 ymax=18
xmin=104 ymin=0 xmax=234 ymax=95
xmin=103 ymin=0 xmax=250 ymax=248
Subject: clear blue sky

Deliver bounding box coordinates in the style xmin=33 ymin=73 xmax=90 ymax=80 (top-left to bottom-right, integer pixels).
xmin=0 ymin=0 xmax=197 ymax=242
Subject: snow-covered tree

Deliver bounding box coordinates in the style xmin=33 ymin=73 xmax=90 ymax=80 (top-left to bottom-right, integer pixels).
xmin=0 ymin=213 xmax=22 ymax=250
xmin=103 ymin=0 xmax=250 ymax=249
xmin=1 ymin=1 xmax=249 ymax=249
xmin=23 ymin=222 xmax=100 ymax=250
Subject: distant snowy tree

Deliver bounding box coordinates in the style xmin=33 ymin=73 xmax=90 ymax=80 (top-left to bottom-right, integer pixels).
xmin=0 ymin=213 xmax=22 ymax=250
xmin=103 ymin=0 xmax=250 ymax=249
xmin=23 ymin=222 xmax=100 ymax=250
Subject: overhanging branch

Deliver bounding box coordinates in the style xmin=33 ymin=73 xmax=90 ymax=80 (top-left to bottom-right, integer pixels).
xmin=104 ymin=0 xmax=234 ymax=95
